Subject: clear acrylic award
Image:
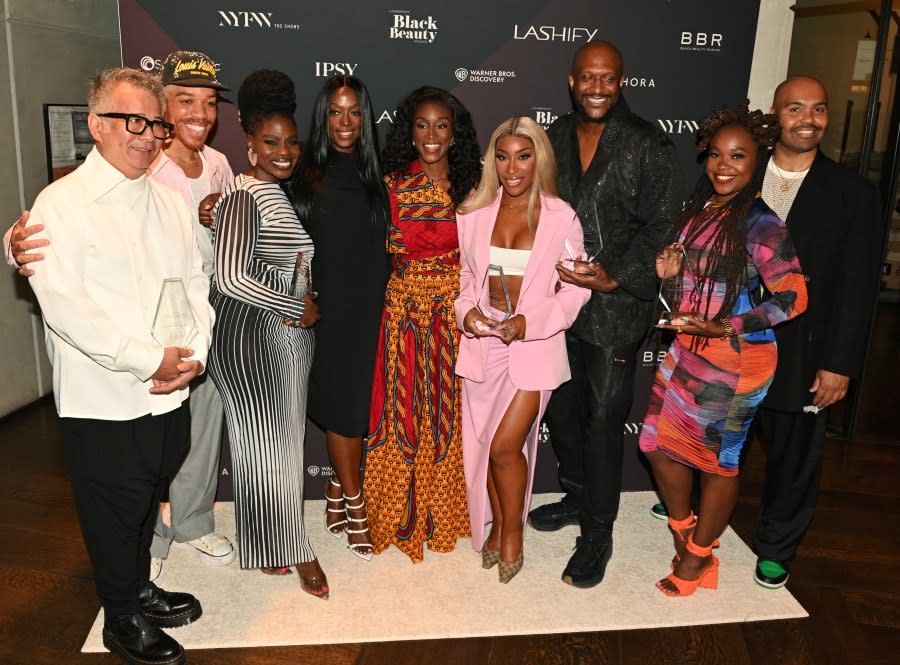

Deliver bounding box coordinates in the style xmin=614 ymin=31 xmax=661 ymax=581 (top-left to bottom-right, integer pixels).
xmin=151 ymin=278 xmax=197 ymax=347
xmin=656 ymin=243 xmax=699 ymax=327
xmin=475 ymin=263 xmax=514 ymax=337
xmin=290 ymin=251 xmax=312 ymax=299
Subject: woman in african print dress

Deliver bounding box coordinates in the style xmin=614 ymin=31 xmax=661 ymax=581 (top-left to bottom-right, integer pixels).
xmin=639 ymin=101 xmax=807 ymax=597
xmin=364 ymin=87 xmax=481 ymax=562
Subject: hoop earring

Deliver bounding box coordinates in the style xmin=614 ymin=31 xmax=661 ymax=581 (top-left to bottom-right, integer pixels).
xmin=248 ymin=148 xmax=257 ymax=167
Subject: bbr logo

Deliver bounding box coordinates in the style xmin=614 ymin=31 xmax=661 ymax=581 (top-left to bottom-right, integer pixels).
xmin=681 ymin=32 xmax=722 ymax=47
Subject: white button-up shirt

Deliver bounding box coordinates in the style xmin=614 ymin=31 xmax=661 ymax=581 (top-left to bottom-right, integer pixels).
xmin=27 ymin=147 xmax=213 ymax=420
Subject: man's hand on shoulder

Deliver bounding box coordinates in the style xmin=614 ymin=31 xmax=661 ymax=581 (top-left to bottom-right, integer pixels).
xmin=9 ymin=210 xmax=48 ymax=277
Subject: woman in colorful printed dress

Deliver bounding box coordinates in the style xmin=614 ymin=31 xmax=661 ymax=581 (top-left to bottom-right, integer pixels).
xmin=209 ymin=70 xmax=328 ymax=598
xmin=639 ymin=101 xmax=808 ymax=597
xmin=364 ymin=87 xmax=481 ymax=562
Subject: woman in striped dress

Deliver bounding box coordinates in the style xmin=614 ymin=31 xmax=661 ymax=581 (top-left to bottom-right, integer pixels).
xmin=208 ymin=70 xmax=328 ymax=599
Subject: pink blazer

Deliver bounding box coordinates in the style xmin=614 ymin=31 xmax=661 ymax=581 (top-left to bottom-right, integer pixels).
xmin=454 ymin=191 xmax=590 ymax=391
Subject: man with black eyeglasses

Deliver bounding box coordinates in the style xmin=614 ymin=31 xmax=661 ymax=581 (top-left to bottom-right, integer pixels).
xmin=22 ymin=67 xmax=212 ymax=665
xmin=6 ymin=52 xmax=236 ymax=586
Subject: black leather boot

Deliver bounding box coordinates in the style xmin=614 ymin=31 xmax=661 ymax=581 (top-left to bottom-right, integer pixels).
xmin=102 ymin=612 xmax=185 ymax=665
xmin=138 ymin=582 xmax=202 ymax=628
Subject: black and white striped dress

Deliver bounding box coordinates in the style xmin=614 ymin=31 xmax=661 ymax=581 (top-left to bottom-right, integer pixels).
xmin=208 ymin=174 xmax=316 ymax=568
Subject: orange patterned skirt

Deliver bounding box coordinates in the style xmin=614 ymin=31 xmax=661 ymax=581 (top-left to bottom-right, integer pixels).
xmin=365 ymin=251 xmax=470 ymax=562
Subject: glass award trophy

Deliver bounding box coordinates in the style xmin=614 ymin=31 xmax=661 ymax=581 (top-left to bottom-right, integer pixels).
xmin=151 ymin=278 xmax=197 ymax=347
xmin=656 ymin=243 xmax=699 ymax=327
xmin=561 ymin=206 xmax=602 ymax=274
xmin=475 ymin=264 xmax=514 ymax=337
xmin=290 ymin=251 xmax=312 ymax=299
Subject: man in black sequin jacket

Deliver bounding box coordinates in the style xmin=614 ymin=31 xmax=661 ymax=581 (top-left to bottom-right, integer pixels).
xmin=529 ymin=41 xmax=681 ymax=588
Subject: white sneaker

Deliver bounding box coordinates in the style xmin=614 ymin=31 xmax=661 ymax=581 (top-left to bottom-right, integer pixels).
xmin=149 ymin=557 xmax=164 ymax=583
xmin=176 ymin=532 xmax=236 ymax=566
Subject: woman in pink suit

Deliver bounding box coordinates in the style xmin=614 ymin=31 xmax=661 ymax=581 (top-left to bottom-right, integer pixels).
xmin=455 ymin=117 xmax=590 ymax=583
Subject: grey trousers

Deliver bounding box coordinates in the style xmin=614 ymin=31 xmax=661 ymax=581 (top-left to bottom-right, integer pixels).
xmin=150 ymin=371 xmax=225 ymax=558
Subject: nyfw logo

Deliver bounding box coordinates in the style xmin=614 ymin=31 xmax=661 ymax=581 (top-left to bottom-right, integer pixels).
xmin=513 ymin=24 xmax=598 ymax=42
xmin=389 ymin=11 xmax=438 ymax=43
xmin=680 ymin=31 xmax=723 ymax=52
xmin=217 ymin=10 xmax=299 ymax=30
xmin=315 ymin=62 xmax=358 ymax=77
xmin=657 ymin=119 xmax=699 ymax=134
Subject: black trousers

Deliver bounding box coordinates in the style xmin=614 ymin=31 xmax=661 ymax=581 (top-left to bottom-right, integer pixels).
xmin=543 ymin=333 xmax=639 ymax=539
xmin=752 ymin=406 xmax=828 ymax=567
xmin=61 ymin=403 xmax=189 ymax=616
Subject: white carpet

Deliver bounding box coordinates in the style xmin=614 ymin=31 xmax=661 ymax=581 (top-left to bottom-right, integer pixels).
xmin=82 ymin=491 xmax=806 ymax=651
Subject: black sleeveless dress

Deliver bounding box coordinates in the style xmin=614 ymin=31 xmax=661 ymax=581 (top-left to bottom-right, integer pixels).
xmin=305 ymin=150 xmax=390 ymax=436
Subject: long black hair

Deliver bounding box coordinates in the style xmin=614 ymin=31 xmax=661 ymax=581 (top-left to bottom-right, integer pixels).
xmin=381 ymin=86 xmax=481 ymax=207
xmin=674 ymin=100 xmax=779 ymax=325
xmin=290 ymin=75 xmax=385 ymax=223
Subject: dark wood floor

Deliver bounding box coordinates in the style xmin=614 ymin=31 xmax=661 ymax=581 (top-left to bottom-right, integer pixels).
xmin=1 ymin=303 xmax=897 ymax=665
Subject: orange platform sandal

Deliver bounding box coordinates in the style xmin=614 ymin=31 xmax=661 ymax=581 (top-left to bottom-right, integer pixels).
xmin=668 ymin=512 xmax=719 ymax=568
xmin=657 ymin=533 xmax=719 ymax=597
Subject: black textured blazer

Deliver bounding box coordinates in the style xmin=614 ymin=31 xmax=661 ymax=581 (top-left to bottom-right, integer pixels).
xmin=548 ymin=98 xmax=682 ymax=347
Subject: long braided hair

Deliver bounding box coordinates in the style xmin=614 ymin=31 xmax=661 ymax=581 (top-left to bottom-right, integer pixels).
xmin=673 ymin=100 xmax=779 ymax=330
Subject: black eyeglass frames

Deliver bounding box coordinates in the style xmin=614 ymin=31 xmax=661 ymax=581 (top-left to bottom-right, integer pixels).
xmin=96 ymin=113 xmax=174 ymax=140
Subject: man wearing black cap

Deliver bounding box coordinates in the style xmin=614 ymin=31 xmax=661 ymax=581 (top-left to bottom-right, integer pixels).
xmin=5 ymin=51 xmax=235 ymax=582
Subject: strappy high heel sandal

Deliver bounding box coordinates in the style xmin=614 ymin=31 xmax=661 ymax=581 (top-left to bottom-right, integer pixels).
xmin=325 ymin=477 xmax=347 ymax=538
xmin=260 ymin=566 xmax=292 ymax=576
xmin=344 ymin=491 xmax=374 ymax=561
xmin=668 ymin=512 xmax=719 ymax=568
xmin=657 ymin=533 xmax=719 ymax=597
xmin=296 ymin=559 xmax=329 ymax=600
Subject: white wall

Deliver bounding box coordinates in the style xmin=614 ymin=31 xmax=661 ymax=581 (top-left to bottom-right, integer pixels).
xmin=0 ymin=0 xmax=120 ymax=416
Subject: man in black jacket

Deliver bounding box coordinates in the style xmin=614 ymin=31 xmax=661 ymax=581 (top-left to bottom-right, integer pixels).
xmin=529 ymin=41 xmax=681 ymax=587
xmin=752 ymin=76 xmax=882 ymax=588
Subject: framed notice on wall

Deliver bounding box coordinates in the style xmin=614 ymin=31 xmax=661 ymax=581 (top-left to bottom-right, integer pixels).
xmin=43 ymin=104 xmax=93 ymax=183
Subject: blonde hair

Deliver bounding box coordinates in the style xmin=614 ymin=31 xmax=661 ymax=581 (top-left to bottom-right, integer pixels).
xmin=458 ymin=116 xmax=558 ymax=230
xmin=87 ymin=67 xmax=166 ymax=114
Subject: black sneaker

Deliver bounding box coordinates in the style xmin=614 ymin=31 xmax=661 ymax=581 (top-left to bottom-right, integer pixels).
xmin=754 ymin=559 xmax=789 ymax=589
xmin=138 ymin=582 xmax=202 ymax=628
xmin=650 ymin=502 xmax=668 ymax=520
xmin=561 ymin=535 xmax=613 ymax=588
xmin=528 ymin=498 xmax=580 ymax=532
xmin=103 ymin=612 xmax=185 ymax=665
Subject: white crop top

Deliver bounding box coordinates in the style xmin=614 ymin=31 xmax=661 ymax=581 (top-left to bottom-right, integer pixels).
xmin=489 ymin=245 xmax=531 ymax=276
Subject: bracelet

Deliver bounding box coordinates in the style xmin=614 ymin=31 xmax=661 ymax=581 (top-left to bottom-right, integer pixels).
xmin=719 ymin=317 xmax=736 ymax=339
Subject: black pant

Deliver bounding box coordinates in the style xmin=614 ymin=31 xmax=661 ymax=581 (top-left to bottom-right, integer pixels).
xmin=752 ymin=406 xmax=827 ymax=566
xmin=61 ymin=403 xmax=189 ymax=616
xmin=543 ymin=333 xmax=639 ymax=539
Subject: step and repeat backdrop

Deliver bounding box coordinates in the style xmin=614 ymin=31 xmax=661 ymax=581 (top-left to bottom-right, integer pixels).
xmin=118 ymin=0 xmax=762 ymax=498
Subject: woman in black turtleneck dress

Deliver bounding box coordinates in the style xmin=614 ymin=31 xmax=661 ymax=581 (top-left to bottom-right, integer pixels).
xmin=290 ymin=75 xmax=389 ymax=562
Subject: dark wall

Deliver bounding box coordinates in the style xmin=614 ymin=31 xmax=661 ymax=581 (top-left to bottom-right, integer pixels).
xmin=118 ymin=0 xmax=762 ymax=498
